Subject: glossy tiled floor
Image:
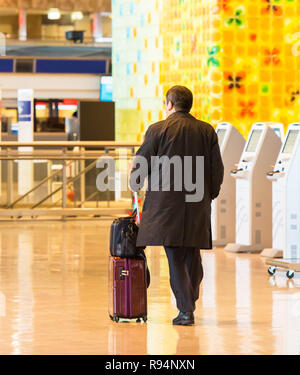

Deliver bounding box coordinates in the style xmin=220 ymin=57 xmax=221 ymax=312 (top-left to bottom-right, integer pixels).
xmin=0 ymin=220 xmax=300 ymax=355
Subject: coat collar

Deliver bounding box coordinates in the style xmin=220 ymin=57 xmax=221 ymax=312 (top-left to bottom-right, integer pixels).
xmin=167 ymin=111 xmax=193 ymax=120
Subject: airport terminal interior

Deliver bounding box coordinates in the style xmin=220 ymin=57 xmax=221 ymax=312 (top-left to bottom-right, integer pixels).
xmin=1 ymin=0 xmax=300 ymax=355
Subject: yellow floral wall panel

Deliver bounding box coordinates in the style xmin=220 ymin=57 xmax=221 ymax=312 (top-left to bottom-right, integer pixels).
xmin=113 ymin=0 xmax=300 ymax=140
xmin=160 ymin=0 xmax=300 ymax=136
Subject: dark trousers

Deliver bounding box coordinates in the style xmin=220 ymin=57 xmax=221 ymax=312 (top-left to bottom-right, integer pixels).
xmin=164 ymin=246 xmax=203 ymax=313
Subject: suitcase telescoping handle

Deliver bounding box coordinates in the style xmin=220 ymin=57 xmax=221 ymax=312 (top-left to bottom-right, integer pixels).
xmin=134 ymin=191 xmax=140 ymax=225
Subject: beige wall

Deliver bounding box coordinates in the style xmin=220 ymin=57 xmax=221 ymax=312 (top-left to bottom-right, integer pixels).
xmin=0 ymin=73 xmax=101 ymax=99
xmin=27 ymin=14 xmax=42 ymax=39
xmin=41 ymin=16 xmax=93 ymax=42
xmin=0 ymin=0 xmax=111 ymax=12
xmin=0 ymin=13 xmax=110 ymax=41
xmin=73 ymin=16 xmax=92 ymax=40
xmin=41 ymin=24 xmax=73 ymax=42
xmin=101 ymin=14 xmax=111 ymax=38
xmin=0 ymin=15 xmax=18 ymax=37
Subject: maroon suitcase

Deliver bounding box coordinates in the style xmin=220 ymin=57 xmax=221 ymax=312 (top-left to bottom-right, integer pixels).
xmin=108 ymin=256 xmax=147 ymax=323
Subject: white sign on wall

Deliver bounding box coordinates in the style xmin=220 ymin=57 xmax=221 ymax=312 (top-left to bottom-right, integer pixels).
xmin=17 ymin=89 xmax=34 ymax=196
xmin=0 ymin=33 xmax=5 ymax=56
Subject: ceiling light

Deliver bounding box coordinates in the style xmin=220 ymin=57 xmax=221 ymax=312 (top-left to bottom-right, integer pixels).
xmin=48 ymin=8 xmax=61 ymax=20
xmin=71 ymin=12 xmax=84 ymax=21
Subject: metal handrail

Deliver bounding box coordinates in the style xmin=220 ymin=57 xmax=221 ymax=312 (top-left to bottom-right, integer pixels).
xmin=0 ymin=141 xmax=138 ymax=218
xmin=0 ymin=141 xmax=141 ymax=148
xmin=31 ymin=159 xmax=98 ymax=209
xmin=0 ymin=142 xmax=140 ymax=161
xmin=7 ymin=163 xmax=71 ymax=208
xmin=0 ymin=154 xmax=134 ymax=160
xmin=77 ymin=190 xmax=100 ymax=208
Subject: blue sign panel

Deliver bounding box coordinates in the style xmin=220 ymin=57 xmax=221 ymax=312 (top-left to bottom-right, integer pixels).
xmin=36 ymin=59 xmax=107 ymax=74
xmin=0 ymin=59 xmax=14 ymax=72
xmin=18 ymin=100 xmax=32 ymax=122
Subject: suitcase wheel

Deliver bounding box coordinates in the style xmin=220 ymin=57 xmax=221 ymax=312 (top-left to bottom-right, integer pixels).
xmin=136 ymin=316 xmax=147 ymax=323
xmin=268 ymin=266 xmax=276 ymax=276
xmin=113 ymin=314 xmax=119 ymax=323
xmin=287 ymin=270 xmax=295 ymax=279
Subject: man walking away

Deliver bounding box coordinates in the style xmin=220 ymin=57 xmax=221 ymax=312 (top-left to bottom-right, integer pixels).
xmin=130 ymin=86 xmax=224 ymax=325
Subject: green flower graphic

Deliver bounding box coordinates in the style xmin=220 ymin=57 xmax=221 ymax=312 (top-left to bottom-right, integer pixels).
xmin=207 ymin=46 xmax=221 ymax=67
xmin=227 ymin=9 xmax=243 ymax=26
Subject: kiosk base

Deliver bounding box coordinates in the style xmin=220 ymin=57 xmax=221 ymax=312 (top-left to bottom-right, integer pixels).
xmin=224 ymin=243 xmax=262 ymax=253
xmin=260 ymin=248 xmax=283 ymax=258
xmin=266 ymin=258 xmax=300 ymax=279
xmin=213 ymin=240 xmax=228 ymax=247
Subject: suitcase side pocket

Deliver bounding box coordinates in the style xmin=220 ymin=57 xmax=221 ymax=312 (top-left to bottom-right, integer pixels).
xmin=120 ymin=223 xmax=138 ymax=258
xmin=110 ymin=221 xmax=122 ymax=257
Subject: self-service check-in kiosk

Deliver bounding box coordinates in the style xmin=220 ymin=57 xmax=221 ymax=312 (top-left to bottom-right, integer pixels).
xmin=265 ymin=122 xmax=285 ymax=142
xmin=224 ymin=123 xmax=282 ymax=253
xmin=264 ymin=124 xmax=300 ymax=277
xmin=212 ymin=122 xmax=245 ymax=246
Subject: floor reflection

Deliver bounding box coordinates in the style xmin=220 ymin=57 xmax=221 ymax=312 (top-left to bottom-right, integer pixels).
xmin=0 ymin=221 xmax=300 ymax=354
xmin=269 ymin=273 xmax=300 ymax=288
xmin=147 ymin=324 xmax=179 ymax=355
xmin=235 ymin=257 xmax=255 ymax=354
xmin=108 ymin=323 xmax=148 ymax=355
xmin=201 ymin=252 xmax=222 ymax=353
xmin=272 ymin=291 xmax=300 ymax=355
xmin=12 ymin=233 xmax=34 ymax=354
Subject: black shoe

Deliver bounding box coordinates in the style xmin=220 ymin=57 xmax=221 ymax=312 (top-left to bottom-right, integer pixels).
xmin=172 ymin=312 xmax=194 ymax=326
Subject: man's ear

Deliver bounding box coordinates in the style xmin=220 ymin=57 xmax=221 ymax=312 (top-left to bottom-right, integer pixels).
xmin=167 ymin=100 xmax=173 ymax=111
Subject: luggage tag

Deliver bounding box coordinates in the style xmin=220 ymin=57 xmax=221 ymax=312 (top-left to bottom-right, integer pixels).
xmin=134 ymin=191 xmax=140 ymax=225
xmin=131 ymin=191 xmax=140 ymax=225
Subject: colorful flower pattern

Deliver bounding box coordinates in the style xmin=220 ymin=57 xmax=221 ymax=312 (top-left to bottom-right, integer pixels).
xmin=238 ymin=100 xmax=256 ymax=118
xmin=207 ymin=46 xmax=221 ymax=67
xmin=261 ymin=0 xmax=283 ymax=15
xmin=224 ymin=72 xmax=246 ymax=93
xmin=159 ymin=0 xmax=300 ymax=135
xmin=264 ymin=48 xmax=281 ymax=66
xmin=212 ymin=0 xmax=232 ymax=14
xmin=113 ymin=0 xmax=300 ymax=141
xmin=226 ymin=9 xmax=244 ymax=27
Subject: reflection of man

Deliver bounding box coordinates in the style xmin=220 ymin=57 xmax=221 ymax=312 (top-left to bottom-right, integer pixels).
xmin=130 ymin=86 xmax=224 ymax=325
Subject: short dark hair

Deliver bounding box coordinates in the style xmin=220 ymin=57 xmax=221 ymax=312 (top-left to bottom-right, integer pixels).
xmin=166 ymin=86 xmax=193 ymax=113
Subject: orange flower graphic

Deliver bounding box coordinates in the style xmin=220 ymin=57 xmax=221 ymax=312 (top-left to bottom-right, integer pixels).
xmin=212 ymin=0 xmax=232 ymax=14
xmin=264 ymin=48 xmax=281 ymax=66
xmin=239 ymin=100 xmax=256 ymax=118
xmin=224 ymin=71 xmax=246 ymax=94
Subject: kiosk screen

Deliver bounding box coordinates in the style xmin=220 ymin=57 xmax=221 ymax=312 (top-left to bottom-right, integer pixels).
xmin=245 ymin=130 xmax=262 ymax=152
xmin=217 ymin=129 xmax=226 ymax=147
xmin=282 ymin=130 xmax=299 ymax=154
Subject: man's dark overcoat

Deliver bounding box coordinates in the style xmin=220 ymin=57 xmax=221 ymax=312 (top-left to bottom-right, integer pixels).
xmin=131 ymin=111 xmax=224 ymax=249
